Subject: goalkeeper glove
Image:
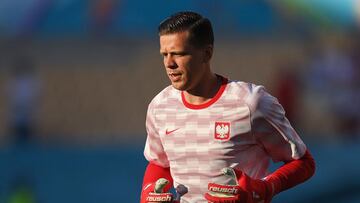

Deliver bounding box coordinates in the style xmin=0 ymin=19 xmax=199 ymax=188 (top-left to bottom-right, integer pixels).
xmin=204 ymin=168 xmax=274 ymax=203
xmin=141 ymin=178 xmax=188 ymax=203
xmin=141 ymin=178 xmax=173 ymax=203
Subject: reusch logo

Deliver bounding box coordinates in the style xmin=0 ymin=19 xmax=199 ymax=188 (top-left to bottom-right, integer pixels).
xmin=209 ymin=186 xmax=238 ymax=194
xmin=146 ymin=193 xmax=172 ymax=202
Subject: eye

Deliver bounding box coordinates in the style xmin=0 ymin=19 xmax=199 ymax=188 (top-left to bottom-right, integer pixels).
xmin=174 ymin=52 xmax=184 ymax=56
xmin=175 ymin=51 xmax=188 ymax=57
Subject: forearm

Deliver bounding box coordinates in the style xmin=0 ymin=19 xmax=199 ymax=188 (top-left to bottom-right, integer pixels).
xmin=266 ymin=150 xmax=316 ymax=195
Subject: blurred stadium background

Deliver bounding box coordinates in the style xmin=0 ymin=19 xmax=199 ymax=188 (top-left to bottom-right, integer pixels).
xmin=0 ymin=0 xmax=360 ymax=202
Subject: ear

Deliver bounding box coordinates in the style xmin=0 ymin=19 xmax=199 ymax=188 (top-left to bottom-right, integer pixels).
xmin=203 ymin=45 xmax=213 ymax=63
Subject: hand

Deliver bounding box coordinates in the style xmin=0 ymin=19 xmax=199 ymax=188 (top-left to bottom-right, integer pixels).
xmin=204 ymin=182 xmax=250 ymax=203
xmin=141 ymin=178 xmax=174 ymax=203
xmin=141 ymin=178 xmax=188 ymax=203
xmin=235 ymin=169 xmax=273 ymax=203
xmin=205 ymin=168 xmax=273 ymax=203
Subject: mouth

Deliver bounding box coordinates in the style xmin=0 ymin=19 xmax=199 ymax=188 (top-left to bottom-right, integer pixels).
xmin=168 ymin=73 xmax=182 ymax=82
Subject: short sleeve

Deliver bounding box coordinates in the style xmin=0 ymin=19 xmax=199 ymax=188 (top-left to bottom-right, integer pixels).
xmin=246 ymin=84 xmax=307 ymax=162
xmin=143 ymin=102 xmax=170 ymax=167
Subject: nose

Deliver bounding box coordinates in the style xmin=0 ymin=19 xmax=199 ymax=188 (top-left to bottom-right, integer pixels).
xmin=164 ymin=55 xmax=177 ymax=69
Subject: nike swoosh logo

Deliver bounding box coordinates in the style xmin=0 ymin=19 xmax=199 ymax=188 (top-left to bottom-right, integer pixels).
xmin=165 ymin=128 xmax=179 ymax=135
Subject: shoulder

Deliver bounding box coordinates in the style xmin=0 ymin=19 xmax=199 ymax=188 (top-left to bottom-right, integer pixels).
xmin=241 ymin=83 xmax=282 ymax=118
xmin=225 ymin=79 xmax=275 ymax=113
xmin=225 ymin=79 xmax=265 ymax=100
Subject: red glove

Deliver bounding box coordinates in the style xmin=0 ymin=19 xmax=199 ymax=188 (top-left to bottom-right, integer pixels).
xmin=204 ymin=168 xmax=274 ymax=203
xmin=204 ymin=182 xmax=251 ymax=203
xmin=236 ymin=170 xmax=273 ymax=203
xmin=141 ymin=179 xmax=174 ymax=203
xmin=141 ymin=178 xmax=188 ymax=203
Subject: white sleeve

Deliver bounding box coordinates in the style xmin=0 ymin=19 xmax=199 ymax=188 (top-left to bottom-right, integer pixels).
xmin=246 ymin=84 xmax=307 ymax=162
xmin=143 ymin=102 xmax=170 ymax=167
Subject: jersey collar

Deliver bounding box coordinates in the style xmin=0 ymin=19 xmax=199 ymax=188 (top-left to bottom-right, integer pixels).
xmin=181 ymin=75 xmax=228 ymax=110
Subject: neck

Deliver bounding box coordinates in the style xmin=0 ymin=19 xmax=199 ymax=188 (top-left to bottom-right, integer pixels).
xmin=183 ymin=73 xmax=221 ymax=105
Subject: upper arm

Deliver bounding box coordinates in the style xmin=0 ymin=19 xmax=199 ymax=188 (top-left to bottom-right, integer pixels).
xmin=246 ymin=85 xmax=306 ymax=162
xmin=144 ymin=102 xmax=170 ymax=167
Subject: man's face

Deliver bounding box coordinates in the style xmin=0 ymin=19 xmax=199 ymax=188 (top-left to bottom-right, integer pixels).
xmin=159 ymin=31 xmax=207 ymax=91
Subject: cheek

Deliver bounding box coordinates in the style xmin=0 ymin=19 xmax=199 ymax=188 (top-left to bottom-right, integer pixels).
xmin=176 ymin=59 xmax=190 ymax=71
xmin=177 ymin=56 xmax=202 ymax=74
xmin=183 ymin=57 xmax=200 ymax=70
xmin=188 ymin=58 xmax=203 ymax=73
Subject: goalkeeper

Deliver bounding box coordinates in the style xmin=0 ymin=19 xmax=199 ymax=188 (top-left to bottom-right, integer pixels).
xmin=141 ymin=11 xmax=315 ymax=203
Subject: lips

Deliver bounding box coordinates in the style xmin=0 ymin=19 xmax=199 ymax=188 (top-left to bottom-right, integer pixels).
xmin=168 ymin=73 xmax=182 ymax=81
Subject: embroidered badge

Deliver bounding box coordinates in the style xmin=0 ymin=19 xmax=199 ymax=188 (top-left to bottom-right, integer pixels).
xmin=214 ymin=122 xmax=230 ymax=140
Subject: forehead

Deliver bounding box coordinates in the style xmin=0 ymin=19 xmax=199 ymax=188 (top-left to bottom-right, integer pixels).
xmin=159 ymin=31 xmax=193 ymax=51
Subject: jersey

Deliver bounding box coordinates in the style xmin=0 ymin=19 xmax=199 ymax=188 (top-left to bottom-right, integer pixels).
xmin=144 ymin=76 xmax=307 ymax=203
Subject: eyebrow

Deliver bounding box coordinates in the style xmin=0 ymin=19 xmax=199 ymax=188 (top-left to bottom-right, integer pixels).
xmin=160 ymin=50 xmax=188 ymax=55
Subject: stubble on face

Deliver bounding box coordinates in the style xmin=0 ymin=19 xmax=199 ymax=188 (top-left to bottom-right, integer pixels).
xmin=159 ymin=32 xmax=205 ymax=91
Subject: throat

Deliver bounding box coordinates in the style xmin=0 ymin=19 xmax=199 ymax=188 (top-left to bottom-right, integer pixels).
xmin=183 ymin=74 xmax=222 ymax=105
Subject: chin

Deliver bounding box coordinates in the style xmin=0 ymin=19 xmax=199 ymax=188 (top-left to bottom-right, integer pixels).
xmin=171 ymin=82 xmax=187 ymax=91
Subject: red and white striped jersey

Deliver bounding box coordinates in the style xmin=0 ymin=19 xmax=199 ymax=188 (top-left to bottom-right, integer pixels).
xmin=144 ymin=76 xmax=306 ymax=203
